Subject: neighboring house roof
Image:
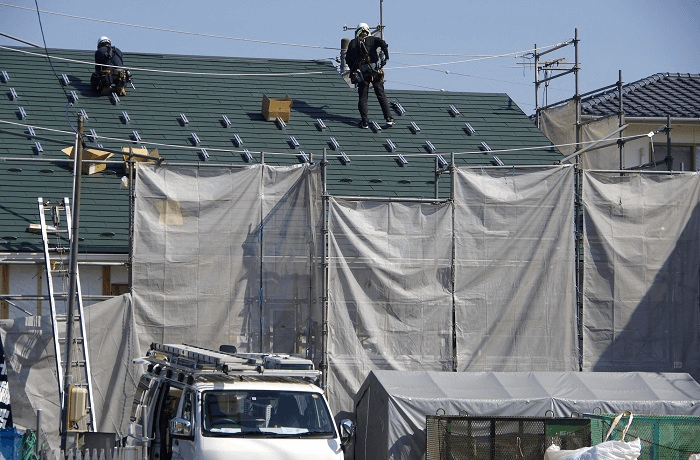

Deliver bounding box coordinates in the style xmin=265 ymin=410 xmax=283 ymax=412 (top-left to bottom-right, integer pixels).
xmin=0 ymin=46 xmax=560 ymax=254
xmin=581 ymin=73 xmax=700 ymax=118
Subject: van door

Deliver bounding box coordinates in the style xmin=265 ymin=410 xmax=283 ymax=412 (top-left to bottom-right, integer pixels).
xmin=171 ymin=388 xmax=196 ymax=460
xmin=150 ymin=381 xmax=182 ymax=460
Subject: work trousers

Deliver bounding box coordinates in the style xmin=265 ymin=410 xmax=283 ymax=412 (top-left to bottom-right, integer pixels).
xmin=357 ymin=79 xmax=392 ymax=124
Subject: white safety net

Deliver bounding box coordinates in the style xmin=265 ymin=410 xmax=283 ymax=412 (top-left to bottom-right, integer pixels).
xmin=582 ymin=171 xmax=700 ymax=374
xmin=326 ymin=199 xmax=454 ymax=413
xmin=453 ymin=166 xmax=578 ymax=372
xmin=131 ymin=163 xmax=321 ymax=355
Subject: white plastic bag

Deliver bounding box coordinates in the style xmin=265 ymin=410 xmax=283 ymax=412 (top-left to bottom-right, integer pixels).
xmin=545 ymin=438 xmax=641 ymax=460
xmin=544 ymin=411 xmax=641 ymax=460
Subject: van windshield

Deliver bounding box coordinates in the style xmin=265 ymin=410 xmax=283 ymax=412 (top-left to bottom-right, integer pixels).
xmin=202 ymin=390 xmax=335 ymax=437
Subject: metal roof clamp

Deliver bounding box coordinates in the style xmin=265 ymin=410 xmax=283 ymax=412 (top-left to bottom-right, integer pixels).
xmin=121 ymin=111 xmax=131 ymax=124
xmin=111 ymin=92 xmax=120 ymax=105
xmin=370 ymin=121 xmax=382 ymax=132
xmin=179 ymin=113 xmax=189 ymax=126
xmin=329 ymin=137 xmax=340 ymax=150
xmin=221 ymin=115 xmax=232 ymax=128
xmin=339 ymin=152 xmax=351 ymax=165
xmin=242 ymin=149 xmax=253 ymax=163
xmin=448 ymin=105 xmax=460 ymax=117
xmin=275 ymin=117 xmax=287 ymax=129
xmin=232 ymin=134 xmax=243 ymax=147
xmin=391 ymin=100 xmax=406 ymax=115
xmin=9 ymin=88 xmax=18 ymax=100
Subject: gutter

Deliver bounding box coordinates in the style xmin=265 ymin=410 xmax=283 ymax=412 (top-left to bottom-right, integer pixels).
xmin=582 ymin=115 xmax=700 ymax=125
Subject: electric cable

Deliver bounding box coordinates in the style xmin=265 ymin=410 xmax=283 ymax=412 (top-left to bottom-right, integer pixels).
xmin=32 ymin=1 xmax=76 ymax=133
xmin=0 ymin=118 xmax=660 ymax=161
xmin=0 ymin=2 xmax=566 ymax=59
xmin=0 ymin=45 xmax=336 ymax=78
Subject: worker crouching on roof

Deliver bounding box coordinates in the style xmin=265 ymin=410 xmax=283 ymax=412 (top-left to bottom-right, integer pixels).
xmin=345 ymin=23 xmax=394 ymax=129
xmin=90 ymin=36 xmax=131 ymax=96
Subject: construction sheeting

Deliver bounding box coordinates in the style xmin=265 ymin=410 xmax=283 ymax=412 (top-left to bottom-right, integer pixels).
xmin=131 ymin=164 xmax=321 ymax=355
xmin=582 ymin=171 xmax=700 ymax=375
xmin=3 ymin=165 xmax=700 ymax=447
xmin=538 ymin=102 xmax=624 ymax=168
xmin=353 ymin=370 xmax=700 ymax=460
xmin=327 ymin=166 xmax=578 ymax=413
xmin=326 ymin=199 xmax=454 ymax=413
xmin=453 ymin=166 xmax=577 ymax=372
xmin=0 ymin=294 xmax=137 ymax=450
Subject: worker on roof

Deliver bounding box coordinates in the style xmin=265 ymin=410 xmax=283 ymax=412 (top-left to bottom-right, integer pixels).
xmin=345 ymin=23 xmax=394 ymax=129
xmin=90 ymin=36 xmax=130 ymax=97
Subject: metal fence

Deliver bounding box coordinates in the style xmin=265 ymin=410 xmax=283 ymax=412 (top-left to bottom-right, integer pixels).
xmin=426 ymin=415 xmax=590 ymax=460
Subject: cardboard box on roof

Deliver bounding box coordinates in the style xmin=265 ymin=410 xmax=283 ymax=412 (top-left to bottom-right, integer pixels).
xmin=122 ymin=147 xmax=159 ymax=173
xmin=262 ymin=94 xmax=293 ymax=122
xmin=61 ymin=146 xmax=113 ymax=175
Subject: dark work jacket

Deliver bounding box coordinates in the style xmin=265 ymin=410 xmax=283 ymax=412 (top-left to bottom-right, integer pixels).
xmin=346 ymin=36 xmax=389 ymax=71
xmin=95 ymin=45 xmax=124 ymax=72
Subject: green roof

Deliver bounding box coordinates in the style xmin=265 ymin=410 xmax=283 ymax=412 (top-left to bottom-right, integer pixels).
xmin=0 ymin=46 xmax=561 ymax=253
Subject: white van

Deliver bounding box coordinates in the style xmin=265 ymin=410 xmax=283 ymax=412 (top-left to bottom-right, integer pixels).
xmin=128 ymin=343 xmax=354 ymax=460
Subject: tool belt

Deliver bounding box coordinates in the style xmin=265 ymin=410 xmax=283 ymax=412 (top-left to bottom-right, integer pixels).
xmin=91 ymin=69 xmax=127 ymax=94
xmin=351 ymin=63 xmax=384 ymax=85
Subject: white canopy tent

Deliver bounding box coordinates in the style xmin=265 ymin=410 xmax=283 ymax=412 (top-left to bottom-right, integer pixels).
xmin=353 ymin=370 xmax=700 ymax=460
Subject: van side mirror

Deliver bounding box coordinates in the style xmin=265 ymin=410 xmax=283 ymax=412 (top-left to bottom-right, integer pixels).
xmin=170 ymin=417 xmax=193 ymax=438
xmin=339 ymin=419 xmax=355 ymax=450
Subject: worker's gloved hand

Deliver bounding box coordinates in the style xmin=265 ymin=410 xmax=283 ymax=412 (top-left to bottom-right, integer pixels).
xmin=380 ymin=57 xmax=387 ymax=68
xmin=125 ymin=70 xmax=132 ymax=81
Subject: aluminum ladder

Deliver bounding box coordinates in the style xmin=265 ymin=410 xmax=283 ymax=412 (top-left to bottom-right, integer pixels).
xmin=37 ymin=196 xmax=95 ymax=432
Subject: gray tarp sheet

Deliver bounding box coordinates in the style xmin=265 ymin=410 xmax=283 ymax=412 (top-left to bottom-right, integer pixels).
xmin=0 ymin=294 xmax=137 ymax=449
xmin=582 ymin=171 xmax=700 ymax=374
xmin=2 ymin=165 xmax=699 ymax=448
xmin=354 ymin=370 xmax=700 ymax=460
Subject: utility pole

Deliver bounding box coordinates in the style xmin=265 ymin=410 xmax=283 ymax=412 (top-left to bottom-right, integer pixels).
xmin=61 ymin=114 xmax=84 ymax=450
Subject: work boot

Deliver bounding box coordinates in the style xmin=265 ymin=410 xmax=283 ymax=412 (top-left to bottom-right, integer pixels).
xmin=359 ymin=121 xmax=369 ymax=129
xmin=386 ymin=118 xmax=395 ymax=126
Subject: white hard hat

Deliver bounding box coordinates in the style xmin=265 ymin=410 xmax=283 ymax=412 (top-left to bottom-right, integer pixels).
xmin=356 ymin=23 xmax=370 ymax=38
xmin=97 ymin=36 xmax=111 ymax=48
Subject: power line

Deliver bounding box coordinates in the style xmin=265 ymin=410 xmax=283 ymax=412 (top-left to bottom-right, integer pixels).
xmin=0 ymin=118 xmax=655 ymax=160
xmin=0 ymin=2 xmax=564 ymax=60
xmin=0 ymin=45 xmax=336 ymax=77
xmin=0 ymin=2 xmax=337 ymax=51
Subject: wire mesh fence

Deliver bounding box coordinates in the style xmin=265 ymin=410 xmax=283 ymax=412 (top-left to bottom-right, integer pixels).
xmin=426 ymin=415 xmax=590 ymax=460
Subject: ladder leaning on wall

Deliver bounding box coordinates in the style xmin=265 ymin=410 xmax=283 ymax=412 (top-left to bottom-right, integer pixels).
xmin=35 ymin=196 xmax=95 ymax=432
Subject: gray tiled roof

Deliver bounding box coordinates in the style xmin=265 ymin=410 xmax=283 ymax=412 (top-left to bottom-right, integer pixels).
xmin=581 ymin=73 xmax=700 ymax=118
xmin=0 ymin=46 xmax=561 ymax=253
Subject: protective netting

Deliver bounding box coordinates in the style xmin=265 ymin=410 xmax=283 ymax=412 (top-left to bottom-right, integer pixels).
xmin=582 ymin=171 xmax=700 ymax=374
xmin=2 ymin=165 xmax=699 ymax=445
xmin=131 ymin=164 xmax=321 ymax=355
xmin=453 ymin=166 xmax=578 ymax=372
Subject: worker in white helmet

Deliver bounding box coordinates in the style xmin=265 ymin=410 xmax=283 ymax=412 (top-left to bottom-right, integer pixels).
xmin=90 ymin=36 xmax=130 ymax=96
xmin=345 ymin=23 xmax=394 ymax=129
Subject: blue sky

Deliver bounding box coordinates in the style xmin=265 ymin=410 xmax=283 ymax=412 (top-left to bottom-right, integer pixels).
xmin=1 ymin=0 xmax=698 ymax=115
